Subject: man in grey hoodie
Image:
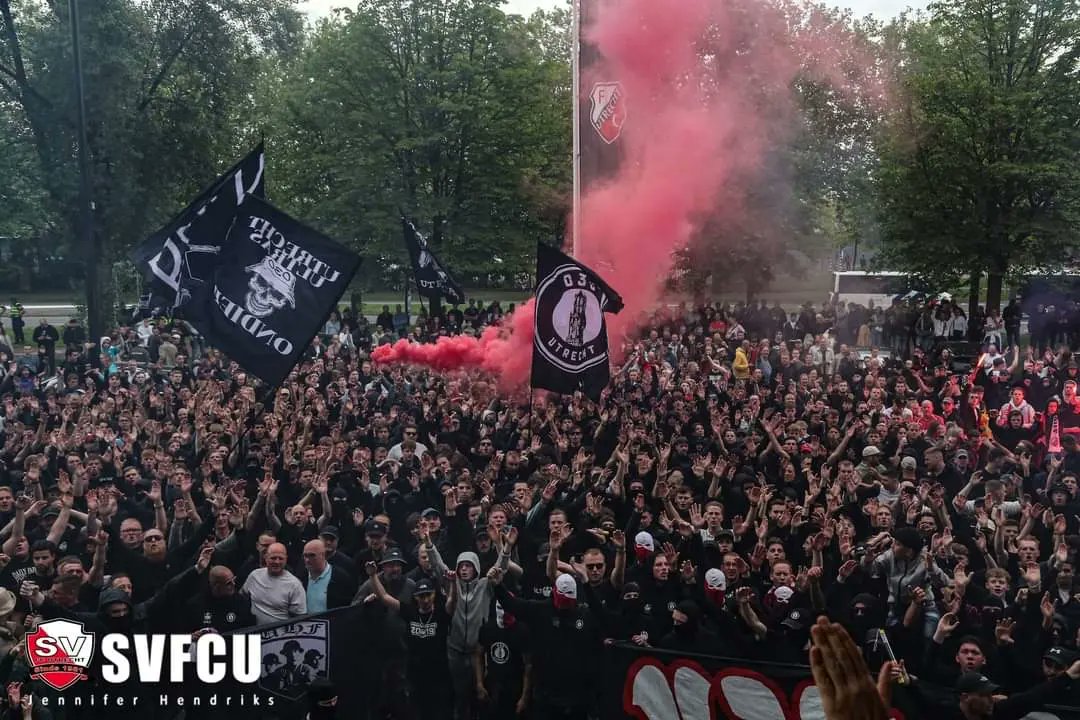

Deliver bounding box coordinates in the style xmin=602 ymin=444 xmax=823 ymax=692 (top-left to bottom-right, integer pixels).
xmin=428 ymin=539 xmax=512 ymax=720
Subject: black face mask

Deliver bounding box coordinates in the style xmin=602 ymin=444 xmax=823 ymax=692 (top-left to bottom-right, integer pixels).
xmin=622 ymin=598 xmax=643 ymax=615
xmin=105 ymin=612 xmax=133 ymax=635
xmin=674 ymin=621 xmax=697 ymax=637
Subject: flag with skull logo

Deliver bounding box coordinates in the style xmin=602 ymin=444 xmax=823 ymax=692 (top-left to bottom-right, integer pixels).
xmin=182 ymin=195 xmax=361 ymax=385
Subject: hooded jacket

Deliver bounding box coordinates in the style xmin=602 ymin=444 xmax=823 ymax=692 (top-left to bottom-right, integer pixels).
xmin=431 ymin=547 xmax=509 ymax=654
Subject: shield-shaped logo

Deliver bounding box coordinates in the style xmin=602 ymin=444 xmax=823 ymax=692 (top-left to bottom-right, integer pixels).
xmin=259 ymin=619 xmax=330 ymax=701
xmin=26 ymin=619 xmax=95 ymax=691
xmin=589 ymin=82 xmax=626 ymax=144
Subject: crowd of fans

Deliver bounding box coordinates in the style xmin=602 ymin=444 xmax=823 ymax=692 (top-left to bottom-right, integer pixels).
xmin=2 ymin=292 xmax=1080 ymax=719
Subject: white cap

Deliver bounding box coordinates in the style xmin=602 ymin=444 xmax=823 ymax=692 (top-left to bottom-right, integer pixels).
xmin=555 ymin=574 xmax=578 ymax=599
xmin=634 ymin=531 xmax=655 ymax=551
xmin=705 ymin=568 xmax=727 ymax=591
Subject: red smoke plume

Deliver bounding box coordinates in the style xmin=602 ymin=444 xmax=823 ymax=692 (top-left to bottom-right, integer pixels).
xmin=373 ymin=0 xmax=884 ymax=386
xmin=373 ymin=301 xmax=536 ymax=391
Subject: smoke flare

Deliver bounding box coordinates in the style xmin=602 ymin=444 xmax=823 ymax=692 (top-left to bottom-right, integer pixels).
xmin=373 ymin=0 xmax=885 ymax=386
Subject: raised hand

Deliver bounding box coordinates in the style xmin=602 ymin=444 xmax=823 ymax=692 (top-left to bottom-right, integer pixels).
xmin=196 ymin=545 xmax=214 ymax=573
xmin=1041 ymin=591 xmax=1056 ymax=621
xmin=935 ymin=612 xmax=959 ymax=639
xmin=995 ymin=618 xmax=1015 ymax=646
xmin=611 ymin=529 xmax=625 ymax=549
xmin=954 ymin=563 xmax=971 ymax=591
xmin=809 ymin=618 xmax=889 ymax=720
xmin=679 ymin=560 xmax=696 ymax=584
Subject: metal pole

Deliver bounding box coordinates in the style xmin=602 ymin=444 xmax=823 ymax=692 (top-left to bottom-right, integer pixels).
xmin=571 ymin=0 xmax=581 ymax=258
xmin=69 ymin=0 xmax=100 ymax=339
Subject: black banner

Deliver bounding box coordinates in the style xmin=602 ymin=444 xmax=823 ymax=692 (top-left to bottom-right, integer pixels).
xmin=132 ymin=144 xmax=265 ymax=311
xmin=402 ymin=217 xmax=465 ymax=305
xmin=577 ymin=0 xmax=625 ymax=193
xmin=601 ymin=643 xmax=1080 ymax=720
xmin=183 ymin=196 xmax=361 ymax=385
xmin=531 ymin=242 xmax=622 ymax=401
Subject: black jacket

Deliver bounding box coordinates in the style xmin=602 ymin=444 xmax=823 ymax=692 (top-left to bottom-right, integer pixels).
xmin=301 ymin=563 xmax=356 ymax=611
xmin=494 ymin=584 xmax=602 ymax=709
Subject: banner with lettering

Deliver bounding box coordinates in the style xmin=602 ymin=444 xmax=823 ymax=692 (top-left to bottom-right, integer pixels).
xmin=132 ymin=144 xmax=265 ymax=312
xmin=601 ymin=643 xmax=1080 ymax=720
xmin=401 ymin=217 xmax=464 ymax=305
xmin=181 ymin=196 xmax=361 ymax=385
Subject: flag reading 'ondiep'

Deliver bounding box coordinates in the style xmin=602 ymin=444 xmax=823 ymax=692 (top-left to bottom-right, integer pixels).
xmin=531 ymin=242 xmax=622 ymax=401
xmin=132 ymin=144 xmax=265 ymax=310
xmin=401 ymin=217 xmax=465 ymax=305
xmin=183 ymin=196 xmax=361 ymax=386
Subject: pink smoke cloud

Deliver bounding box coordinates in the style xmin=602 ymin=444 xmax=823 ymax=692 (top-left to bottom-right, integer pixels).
xmin=374 ymin=0 xmax=885 ymax=387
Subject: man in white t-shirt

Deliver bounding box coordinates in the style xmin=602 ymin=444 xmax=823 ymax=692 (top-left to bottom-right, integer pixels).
xmin=243 ymin=542 xmax=307 ymax=625
xmin=387 ymin=424 xmax=428 ymax=460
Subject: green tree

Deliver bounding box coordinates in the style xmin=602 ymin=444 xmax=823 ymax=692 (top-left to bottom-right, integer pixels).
xmin=0 ymin=0 xmax=301 ymax=336
xmin=676 ymin=2 xmax=886 ymax=301
xmin=876 ymin=0 xmax=1080 ymax=311
xmin=262 ymin=0 xmax=572 ymax=311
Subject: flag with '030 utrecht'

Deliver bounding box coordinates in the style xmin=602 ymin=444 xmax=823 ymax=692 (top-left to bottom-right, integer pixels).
xmin=531 ymin=242 xmax=622 ymax=401
xmin=182 ymin=195 xmax=361 ymax=386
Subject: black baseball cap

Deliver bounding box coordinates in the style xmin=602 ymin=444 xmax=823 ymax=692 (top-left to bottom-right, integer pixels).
xmin=1044 ymin=646 xmax=1077 ymax=667
xmin=413 ymin=578 xmax=436 ymax=596
xmin=955 ymin=672 xmax=999 ymax=694
xmin=781 ymin=608 xmax=811 ymax=631
xmin=319 ymin=526 xmax=340 ymax=540
xmin=421 ymin=507 xmax=441 ymax=519
xmin=379 ymin=546 xmax=405 ymax=566
xmin=365 ymin=520 xmax=388 ymax=536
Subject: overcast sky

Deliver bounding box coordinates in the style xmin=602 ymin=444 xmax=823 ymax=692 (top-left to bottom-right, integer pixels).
xmin=299 ymin=0 xmax=926 ymax=23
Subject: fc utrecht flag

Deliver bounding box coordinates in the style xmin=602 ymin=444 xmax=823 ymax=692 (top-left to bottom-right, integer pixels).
xmin=402 ymin=217 xmax=465 ymax=304
xmin=184 ymin=196 xmax=361 ymax=386
xmin=577 ymin=0 xmax=625 ymax=173
xmin=132 ymin=144 xmax=265 ymax=310
xmin=532 ymin=242 xmax=622 ymax=400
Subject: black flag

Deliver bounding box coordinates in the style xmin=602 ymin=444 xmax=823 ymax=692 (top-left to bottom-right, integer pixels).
xmin=132 ymin=144 xmax=265 ymax=310
xmin=402 ymin=217 xmax=465 ymax=304
xmin=183 ymin=196 xmax=361 ymax=386
xmin=531 ymin=243 xmax=622 ymax=400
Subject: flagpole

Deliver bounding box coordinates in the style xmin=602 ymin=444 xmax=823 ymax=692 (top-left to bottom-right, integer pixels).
xmin=527 ymin=387 xmax=536 ymax=439
xmin=571 ymin=0 xmax=582 ymax=259
xmin=69 ymin=0 xmax=101 ymax=339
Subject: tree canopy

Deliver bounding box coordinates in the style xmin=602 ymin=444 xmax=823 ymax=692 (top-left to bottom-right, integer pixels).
xmin=875 ymin=0 xmax=1080 ymax=310
xmin=4 ymin=0 xmax=1080 ymax=322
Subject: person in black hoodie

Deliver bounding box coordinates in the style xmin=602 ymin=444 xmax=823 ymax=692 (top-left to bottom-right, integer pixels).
xmin=178 ymin=563 xmax=256 ymax=634
xmin=597 ymin=581 xmax=653 ymax=644
xmin=26 ymin=546 xmax=215 ymax=716
xmin=657 ymin=600 xmax=716 ymax=653
xmin=475 ymin=600 xmax=532 ymax=720
xmin=491 ymin=570 xmax=601 ymax=720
